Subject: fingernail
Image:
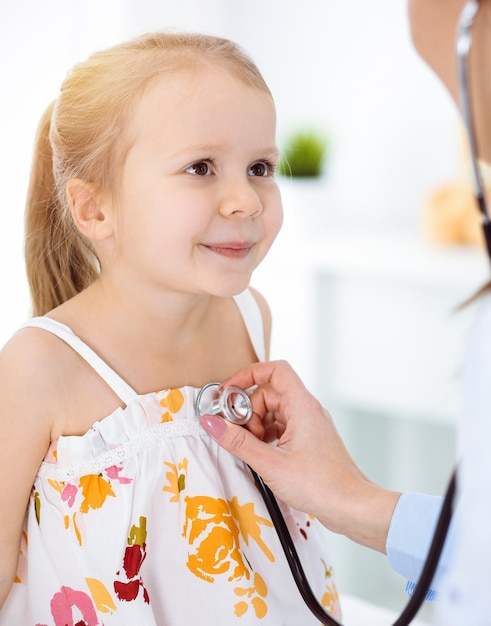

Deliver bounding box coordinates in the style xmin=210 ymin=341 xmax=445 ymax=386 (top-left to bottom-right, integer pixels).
xmin=200 ymin=414 xmax=228 ymax=440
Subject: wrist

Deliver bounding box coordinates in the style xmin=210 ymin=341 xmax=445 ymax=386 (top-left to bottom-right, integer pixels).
xmin=317 ymin=481 xmax=402 ymax=554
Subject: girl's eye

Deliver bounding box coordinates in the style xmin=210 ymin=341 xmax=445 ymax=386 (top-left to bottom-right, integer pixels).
xmin=248 ymin=161 xmax=274 ymax=177
xmin=186 ymin=161 xmax=212 ymax=176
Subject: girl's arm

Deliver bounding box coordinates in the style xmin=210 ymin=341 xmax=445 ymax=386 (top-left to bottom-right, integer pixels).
xmin=0 ymin=331 xmax=53 ymax=607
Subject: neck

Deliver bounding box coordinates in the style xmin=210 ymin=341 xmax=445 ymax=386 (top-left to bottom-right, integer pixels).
xmin=51 ymin=278 xmax=247 ymax=392
xmin=77 ymin=277 xmax=216 ymax=343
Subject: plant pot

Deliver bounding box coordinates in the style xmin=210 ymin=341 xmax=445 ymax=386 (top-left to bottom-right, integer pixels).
xmin=278 ymin=176 xmax=330 ymax=240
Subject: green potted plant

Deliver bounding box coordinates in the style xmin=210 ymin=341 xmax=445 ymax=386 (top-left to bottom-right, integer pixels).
xmin=277 ymin=127 xmax=331 ymax=236
xmin=278 ymin=129 xmax=329 ymax=178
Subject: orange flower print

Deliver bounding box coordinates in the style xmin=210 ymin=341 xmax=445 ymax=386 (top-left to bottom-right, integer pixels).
xmin=85 ymin=578 xmax=117 ymax=615
xmin=163 ymin=458 xmax=188 ymax=502
xmin=14 ymin=530 xmax=28 ymax=584
xmin=48 ymin=479 xmax=64 ymax=494
xmin=183 ymin=495 xmax=247 ymax=583
xmin=159 ymin=388 xmax=184 ymax=423
xmin=49 ymin=467 xmax=132 ymax=545
xmin=79 ymin=474 xmax=116 ymax=513
xmin=183 ymin=496 xmax=275 ymax=586
xmin=34 ymin=491 xmax=41 ymax=524
xmin=322 ymin=584 xmax=342 ymax=620
xmin=64 ymin=511 xmax=86 ymax=546
xmin=234 ymin=571 xmax=269 ymax=619
xmin=227 ymin=497 xmax=274 ymax=562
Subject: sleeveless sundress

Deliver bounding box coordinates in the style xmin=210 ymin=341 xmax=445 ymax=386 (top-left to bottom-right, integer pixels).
xmin=0 ymin=290 xmax=342 ymax=625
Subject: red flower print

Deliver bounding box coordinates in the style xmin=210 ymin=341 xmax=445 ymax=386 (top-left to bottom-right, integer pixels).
xmin=113 ymin=516 xmax=150 ymax=605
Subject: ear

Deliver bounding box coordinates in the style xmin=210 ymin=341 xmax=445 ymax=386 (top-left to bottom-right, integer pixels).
xmin=66 ymin=178 xmax=114 ymax=241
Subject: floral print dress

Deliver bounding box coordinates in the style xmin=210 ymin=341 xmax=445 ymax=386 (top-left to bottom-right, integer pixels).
xmin=0 ymin=290 xmax=341 ymax=625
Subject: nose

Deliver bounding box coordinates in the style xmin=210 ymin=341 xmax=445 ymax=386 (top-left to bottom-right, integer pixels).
xmin=218 ymin=176 xmax=263 ymax=218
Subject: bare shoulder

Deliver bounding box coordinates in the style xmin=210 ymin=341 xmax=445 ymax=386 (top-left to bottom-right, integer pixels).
xmin=0 ymin=326 xmax=62 ymax=434
xmin=1 ymin=324 xmax=67 ymax=387
xmin=248 ymin=286 xmax=273 ymax=358
xmin=0 ymin=326 xmax=64 ymax=498
xmin=0 ymin=327 xmax=58 ymax=453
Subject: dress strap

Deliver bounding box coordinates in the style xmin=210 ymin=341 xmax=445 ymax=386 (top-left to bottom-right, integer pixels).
xmin=19 ymin=317 xmax=139 ymax=406
xmin=233 ymin=290 xmax=266 ymax=362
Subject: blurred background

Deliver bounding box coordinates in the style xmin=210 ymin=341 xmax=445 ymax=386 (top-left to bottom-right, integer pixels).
xmin=1 ymin=1 xmax=490 ymax=621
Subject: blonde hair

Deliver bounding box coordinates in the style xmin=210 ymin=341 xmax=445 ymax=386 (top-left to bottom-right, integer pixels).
xmin=25 ymin=32 xmax=271 ymax=316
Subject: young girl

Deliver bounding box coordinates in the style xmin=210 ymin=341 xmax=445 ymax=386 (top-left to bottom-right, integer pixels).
xmin=0 ymin=32 xmax=341 ymax=625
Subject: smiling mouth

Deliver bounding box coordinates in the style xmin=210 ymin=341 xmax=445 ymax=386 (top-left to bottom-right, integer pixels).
xmin=202 ymin=243 xmax=254 ymax=259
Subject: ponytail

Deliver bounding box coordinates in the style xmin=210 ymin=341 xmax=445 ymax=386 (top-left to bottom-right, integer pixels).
xmin=24 ymin=102 xmax=99 ymax=316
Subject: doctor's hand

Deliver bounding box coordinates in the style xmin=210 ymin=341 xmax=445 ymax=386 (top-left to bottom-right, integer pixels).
xmin=199 ymin=360 xmax=401 ymax=554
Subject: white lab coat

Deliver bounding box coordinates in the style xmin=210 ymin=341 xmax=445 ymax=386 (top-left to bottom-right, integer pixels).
xmin=436 ymin=292 xmax=491 ymax=624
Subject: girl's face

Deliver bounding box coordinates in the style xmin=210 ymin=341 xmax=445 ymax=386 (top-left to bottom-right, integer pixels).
xmin=106 ymin=64 xmax=283 ymax=299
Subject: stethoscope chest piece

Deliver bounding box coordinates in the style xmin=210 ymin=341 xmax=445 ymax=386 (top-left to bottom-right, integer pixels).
xmin=196 ymin=382 xmax=253 ymax=425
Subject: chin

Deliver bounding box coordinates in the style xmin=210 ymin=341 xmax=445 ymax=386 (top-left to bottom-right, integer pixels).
xmin=206 ymin=277 xmax=252 ymax=298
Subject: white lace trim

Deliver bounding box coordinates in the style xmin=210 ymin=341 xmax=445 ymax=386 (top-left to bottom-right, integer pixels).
xmin=37 ymin=420 xmax=206 ymax=481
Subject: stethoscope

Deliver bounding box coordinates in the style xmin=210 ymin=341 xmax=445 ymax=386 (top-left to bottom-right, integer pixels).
xmin=197 ymin=383 xmax=456 ymax=625
xmin=197 ymin=2 xmax=491 ymax=623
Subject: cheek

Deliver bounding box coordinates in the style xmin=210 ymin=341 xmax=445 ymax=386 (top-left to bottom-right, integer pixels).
xmin=255 ymin=196 xmax=283 ymax=264
xmin=263 ymin=186 xmax=283 ymax=233
xmin=270 ymin=205 xmax=284 ymax=240
xmin=268 ymin=194 xmax=284 ymax=240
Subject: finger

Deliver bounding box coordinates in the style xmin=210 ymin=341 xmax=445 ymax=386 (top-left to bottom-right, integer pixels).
xmin=262 ymin=419 xmax=285 ymax=443
xmin=221 ymin=360 xmax=297 ymax=394
xmin=248 ymin=383 xmax=281 ymax=419
xmin=245 ymin=411 xmax=265 ymax=439
xmin=199 ymin=414 xmax=281 ymax=472
xmin=246 ymin=409 xmax=284 ymax=442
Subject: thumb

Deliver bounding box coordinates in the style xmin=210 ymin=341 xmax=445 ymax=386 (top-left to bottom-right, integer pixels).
xmin=199 ymin=414 xmax=273 ymax=471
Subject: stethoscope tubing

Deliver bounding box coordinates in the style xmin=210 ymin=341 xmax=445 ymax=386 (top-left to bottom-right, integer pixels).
xmin=250 ymin=465 xmax=456 ymax=626
xmin=456 ymin=0 xmax=491 ymax=260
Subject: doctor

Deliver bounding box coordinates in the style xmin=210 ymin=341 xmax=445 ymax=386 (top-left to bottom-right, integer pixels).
xmin=200 ymin=0 xmax=491 ymax=623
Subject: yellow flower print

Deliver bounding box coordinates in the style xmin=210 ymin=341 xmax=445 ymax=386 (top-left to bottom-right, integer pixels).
xmin=183 ymin=495 xmax=248 ymax=583
xmin=320 ymin=558 xmax=342 ymax=619
xmin=234 ymin=572 xmax=269 ymax=619
xmin=79 ymin=474 xmax=116 ymax=513
xmin=34 ymin=491 xmax=41 ymax=524
xmin=48 ymin=479 xmax=64 ymax=494
xmin=321 ymin=583 xmax=342 ymax=619
xmin=163 ymin=458 xmax=188 ymax=502
xmin=14 ymin=530 xmax=28 ymax=583
xmin=183 ymin=496 xmax=276 ymax=586
xmin=64 ymin=511 xmax=85 ymax=546
xmin=85 ymin=578 xmax=117 ymax=614
xmin=159 ymin=388 xmax=184 ymax=423
xmin=227 ymin=497 xmax=274 ymax=562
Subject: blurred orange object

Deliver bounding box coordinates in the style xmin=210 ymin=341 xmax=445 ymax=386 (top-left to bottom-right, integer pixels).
xmin=422 ymin=183 xmax=486 ymax=248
